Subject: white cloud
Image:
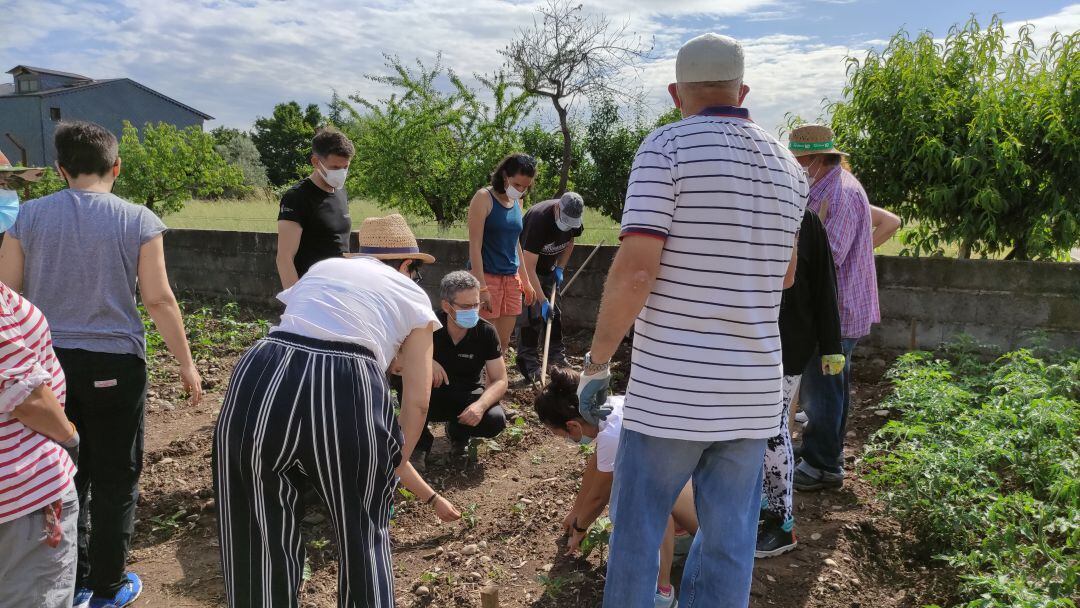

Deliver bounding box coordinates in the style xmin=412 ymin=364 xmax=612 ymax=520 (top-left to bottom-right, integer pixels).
xmin=1 ymin=0 xmax=1076 ymax=141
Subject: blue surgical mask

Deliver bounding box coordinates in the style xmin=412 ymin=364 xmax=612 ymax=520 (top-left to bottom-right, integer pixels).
xmin=0 ymin=190 xmax=19 ymax=233
xmin=578 ymin=434 xmax=593 ymax=446
xmin=454 ymin=308 xmax=480 ymax=329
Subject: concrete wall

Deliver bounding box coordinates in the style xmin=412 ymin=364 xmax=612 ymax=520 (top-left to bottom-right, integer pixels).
xmin=164 ymin=229 xmax=1080 ymax=352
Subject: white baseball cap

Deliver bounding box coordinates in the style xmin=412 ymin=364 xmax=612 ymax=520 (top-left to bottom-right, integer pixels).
xmin=676 ymin=33 xmax=744 ymax=83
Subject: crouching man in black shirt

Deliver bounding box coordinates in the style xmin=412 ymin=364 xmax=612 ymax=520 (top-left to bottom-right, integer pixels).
xmin=396 ymin=271 xmax=509 ymax=471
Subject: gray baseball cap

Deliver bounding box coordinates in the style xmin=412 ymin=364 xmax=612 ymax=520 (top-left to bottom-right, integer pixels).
xmin=557 ymin=192 xmax=584 ymax=231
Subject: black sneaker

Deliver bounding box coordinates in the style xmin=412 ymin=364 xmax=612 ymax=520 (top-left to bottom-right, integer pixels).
xmin=409 ymin=448 xmax=429 ymax=474
xmin=793 ymin=466 xmax=844 ymax=491
xmin=756 ymin=520 xmax=797 ymax=558
xmin=449 ymin=437 xmax=469 ymax=461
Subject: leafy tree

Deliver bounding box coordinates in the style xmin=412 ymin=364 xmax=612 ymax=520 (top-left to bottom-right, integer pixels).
xmin=211 ymin=127 xmax=269 ymax=193
xmin=830 ymin=17 xmax=1080 ymax=260
xmin=341 ymin=55 xmax=534 ymax=227
xmin=502 ymin=0 xmax=652 ymax=195
xmin=22 ymin=168 xmax=66 ymax=200
xmin=519 ymin=121 xmax=587 ymax=204
xmin=578 ymin=97 xmax=683 ymax=221
xmin=251 ymin=101 xmax=324 ymax=187
xmin=113 ymin=121 xmax=244 ymax=215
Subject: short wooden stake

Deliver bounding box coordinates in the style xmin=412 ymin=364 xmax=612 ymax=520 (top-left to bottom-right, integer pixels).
xmin=480 ymin=584 xmax=500 ymax=608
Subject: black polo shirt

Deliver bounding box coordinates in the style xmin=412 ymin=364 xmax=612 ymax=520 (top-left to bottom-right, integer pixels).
xmin=278 ymin=177 xmax=351 ymax=277
xmin=433 ymin=311 xmax=502 ymax=388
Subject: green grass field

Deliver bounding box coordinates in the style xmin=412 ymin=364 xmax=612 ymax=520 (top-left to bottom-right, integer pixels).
xmin=165 ymin=196 xmax=921 ymax=255
xmin=164 ymin=197 xmax=626 ymax=246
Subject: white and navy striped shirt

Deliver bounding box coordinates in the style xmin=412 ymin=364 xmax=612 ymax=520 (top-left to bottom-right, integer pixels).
xmin=620 ymin=106 xmax=808 ymax=441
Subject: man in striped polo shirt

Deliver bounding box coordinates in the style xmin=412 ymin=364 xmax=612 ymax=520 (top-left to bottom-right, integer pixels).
xmin=577 ymin=33 xmax=806 ymax=607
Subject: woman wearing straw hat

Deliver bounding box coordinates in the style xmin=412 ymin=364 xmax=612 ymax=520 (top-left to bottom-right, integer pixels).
xmin=214 ymin=214 xmax=440 ymax=608
xmin=786 ymin=124 xmax=879 ymax=493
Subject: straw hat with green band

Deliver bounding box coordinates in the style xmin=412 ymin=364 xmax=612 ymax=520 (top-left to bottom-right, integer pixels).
xmin=788 ymin=124 xmax=848 ymax=157
xmin=0 ymin=151 xmax=46 ymax=183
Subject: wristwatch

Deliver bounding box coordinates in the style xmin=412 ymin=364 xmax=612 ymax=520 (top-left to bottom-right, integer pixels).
xmin=583 ymin=352 xmax=611 ymax=375
xmin=573 ymin=518 xmax=588 ymax=533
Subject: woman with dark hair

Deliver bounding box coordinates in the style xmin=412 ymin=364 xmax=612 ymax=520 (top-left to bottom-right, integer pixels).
xmin=534 ymin=368 xmax=697 ymax=608
xmin=466 ymin=153 xmax=538 ymax=352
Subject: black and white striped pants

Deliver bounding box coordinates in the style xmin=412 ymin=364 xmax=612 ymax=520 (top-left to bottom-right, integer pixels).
xmin=213 ymin=332 xmax=402 ymax=608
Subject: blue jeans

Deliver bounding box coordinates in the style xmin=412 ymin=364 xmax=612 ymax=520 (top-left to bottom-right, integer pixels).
xmin=798 ymin=338 xmax=858 ymax=475
xmin=604 ymin=429 xmax=766 ymax=608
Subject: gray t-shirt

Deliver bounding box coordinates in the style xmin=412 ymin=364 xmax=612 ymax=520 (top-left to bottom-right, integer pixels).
xmin=9 ymin=189 xmax=166 ymax=358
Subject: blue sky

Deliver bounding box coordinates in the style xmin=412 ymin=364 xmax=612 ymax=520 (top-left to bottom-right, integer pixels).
xmin=1 ymin=1 xmax=1077 ymax=135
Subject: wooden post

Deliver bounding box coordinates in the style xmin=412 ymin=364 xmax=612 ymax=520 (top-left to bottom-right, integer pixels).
xmin=480 ymin=584 xmax=500 ymax=608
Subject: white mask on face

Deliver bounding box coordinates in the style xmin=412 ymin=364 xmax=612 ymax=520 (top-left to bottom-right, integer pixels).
xmin=318 ymin=160 xmax=348 ymax=190
xmin=505 ymin=184 xmax=524 ymax=201
xmin=803 ymin=157 xmax=822 ymax=187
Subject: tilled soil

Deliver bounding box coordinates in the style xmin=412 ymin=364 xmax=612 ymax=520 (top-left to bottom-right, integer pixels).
xmin=126 ymin=331 xmax=954 ymax=608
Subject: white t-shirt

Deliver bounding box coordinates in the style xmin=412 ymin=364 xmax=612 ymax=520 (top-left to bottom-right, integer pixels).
xmin=619 ymin=108 xmax=807 ymax=442
xmin=595 ymin=396 xmax=625 ymax=474
xmin=272 ymin=256 xmax=441 ymax=371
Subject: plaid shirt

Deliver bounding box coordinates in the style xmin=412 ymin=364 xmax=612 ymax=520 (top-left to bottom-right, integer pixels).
xmin=807 ymin=167 xmax=879 ymax=338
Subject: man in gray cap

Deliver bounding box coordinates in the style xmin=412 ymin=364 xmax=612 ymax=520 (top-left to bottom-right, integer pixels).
xmin=517 ymin=192 xmax=585 ymax=381
xmin=576 ymin=33 xmax=806 ymax=607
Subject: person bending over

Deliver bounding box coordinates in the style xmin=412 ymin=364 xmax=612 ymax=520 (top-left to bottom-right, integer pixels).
xmin=535 ymin=368 xmax=698 ymax=608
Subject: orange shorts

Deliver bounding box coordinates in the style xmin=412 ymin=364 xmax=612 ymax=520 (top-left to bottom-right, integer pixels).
xmin=481 ymin=273 xmax=523 ymax=320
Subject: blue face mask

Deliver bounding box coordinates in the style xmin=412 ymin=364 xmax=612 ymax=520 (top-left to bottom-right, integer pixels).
xmin=578 ymin=434 xmax=593 ymax=446
xmin=454 ymin=308 xmax=480 ymax=329
xmin=0 ymin=190 xmax=19 ymax=233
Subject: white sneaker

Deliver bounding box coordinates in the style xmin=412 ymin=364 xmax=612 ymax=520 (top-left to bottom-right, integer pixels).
xmin=654 ymin=588 xmax=677 ymax=608
xmin=795 ymin=411 xmax=808 ymax=425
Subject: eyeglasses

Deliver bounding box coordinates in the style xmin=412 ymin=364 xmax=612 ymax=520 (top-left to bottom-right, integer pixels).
xmin=449 ymin=299 xmax=481 ymax=311
xmin=409 ymin=261 xmax=424 ymax=284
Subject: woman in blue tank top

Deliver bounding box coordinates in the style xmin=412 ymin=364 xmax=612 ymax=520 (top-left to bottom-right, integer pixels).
xmin=466 ymin=153 xmax=537 ymax=351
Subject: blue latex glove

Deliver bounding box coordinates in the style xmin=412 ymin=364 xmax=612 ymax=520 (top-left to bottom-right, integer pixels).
xmin=553 ymin=266 xmax=565 ymax=286
xmin=541 ymin=301 xmax=552 ymax=321
xmin=577 ymin=366 xmax=613 ymax=425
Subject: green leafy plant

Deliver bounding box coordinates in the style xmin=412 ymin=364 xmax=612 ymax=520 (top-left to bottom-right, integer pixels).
xmin=537 ymin=574 xmax=568 ymax=597
xmin=505 ymin=416 xmax=528 ymax=445
xmin=829 ymin=17 xmax=1080 ymax=260
xmin=462 ymin=503 xmax=480 ymax=529
xmin=861 ymin=346 xmax=1079 ymax=606
xmin=398 ymin=487 xmax=416 ymax=502
xmin=578 ymin=516 xmax=612 ymax=559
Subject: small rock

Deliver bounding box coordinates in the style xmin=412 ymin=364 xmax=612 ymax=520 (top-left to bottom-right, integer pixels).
xmin=520 ymin=498 xmax=533 ymax=504
xmin=201 ymin=499 xmax=215 ymax=511
xmin=414 ymin=585 xmax=430 ymax=596
xmin=159 ymin=457 xmax=175 ymax=465
xmin=824 ymin=558 xmax=838 ymax=567
xmin=480 ymin=556 xmax=492 ymax=565
xmin=555 ymin=499 xmax=565 ymax=506
xmin=850 ymin=578 xmax=861 ymax=586
xmin=468 ymin=572 xmax=482 ymax=582
xmin=435 ymin=546 xmax=445 ymax=556
xmin=789 ymin=564 xmax=799 ymax=568
xmin=766 ymin=574 xmax=776 ymax=583
xmin=874 ymin=409 xmax=890 ymax=417
xmin=541 ymin=563 xmax=553 ymax=572
xmin=461 ymin=544 xmax=479 ymax=556
xmin=478 ymin=540 xmax=488 ymax=550
xmin=810 ymin=533 xmax=822 ymax=541
xmin=164 ymin=404 xmax=176 ymax=412
xmin=846 ymin=431 xmax=856 ymax=438
xmin=828 ymin=582 xmax=842 ymax=591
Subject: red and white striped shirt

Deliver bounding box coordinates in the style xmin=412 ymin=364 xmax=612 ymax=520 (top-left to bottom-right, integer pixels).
xmin=0 ymin=282 xmax=75 ymax=524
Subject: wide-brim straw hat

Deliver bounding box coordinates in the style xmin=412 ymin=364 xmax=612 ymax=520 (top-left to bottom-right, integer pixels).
xmin=0 ymin=151 xmax=46 ymax=182
xmin=349 ymin=213 xmax=435 ymax=264
xmin=788 ymin=124 xmax=848 ymax=157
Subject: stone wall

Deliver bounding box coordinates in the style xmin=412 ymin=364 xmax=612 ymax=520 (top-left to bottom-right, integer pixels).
xmin=164 ymin=229 xmax=1080 ymax=352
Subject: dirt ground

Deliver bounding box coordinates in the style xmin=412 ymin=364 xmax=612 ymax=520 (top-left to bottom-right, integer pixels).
xmin=126 ymin=327 xmax=954 ymax=608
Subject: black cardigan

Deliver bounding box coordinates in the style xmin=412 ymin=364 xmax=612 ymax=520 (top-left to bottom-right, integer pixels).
xmin=779 ymin=209 xmax=843 ymax=375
